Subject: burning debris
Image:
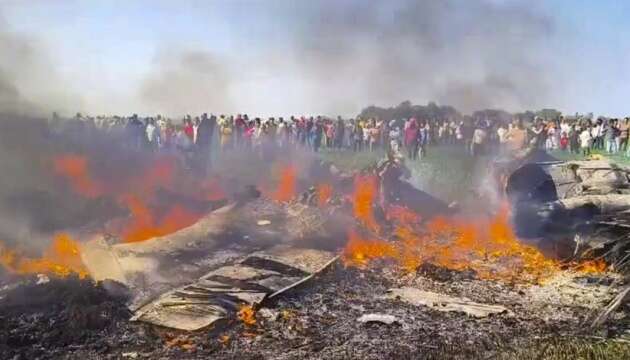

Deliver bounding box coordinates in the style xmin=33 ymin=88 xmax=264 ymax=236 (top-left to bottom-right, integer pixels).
xmin=1 ymin=117 xmax=629 ymax=359
xmin=0 ymin=233 xmax=88 ymax=279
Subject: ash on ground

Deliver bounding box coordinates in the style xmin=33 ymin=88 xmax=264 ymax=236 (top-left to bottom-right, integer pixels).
xmin=2 ymin=262 xmax=629 ymax=360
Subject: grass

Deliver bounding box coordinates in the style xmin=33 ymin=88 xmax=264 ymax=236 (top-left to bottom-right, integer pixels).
xmin=319 ymin=145 xmax=487 ymax=203
xmin=321 ymin=145 xmax=630 ymax=203
xmin=550 ymin=148 xmax=630 ymax=167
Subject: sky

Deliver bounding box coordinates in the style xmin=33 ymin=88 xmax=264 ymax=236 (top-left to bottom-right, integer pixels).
xmin=0 ymin=0 xmax=629 ymax=117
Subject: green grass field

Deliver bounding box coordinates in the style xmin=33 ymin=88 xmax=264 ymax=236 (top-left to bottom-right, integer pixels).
xmin=550 ymin=148 xmax=630 ymax=166
xmin=321 ymin=145 xmax=630 ymax=203
xmin=319 ymin=145 xmax=488 ymax=203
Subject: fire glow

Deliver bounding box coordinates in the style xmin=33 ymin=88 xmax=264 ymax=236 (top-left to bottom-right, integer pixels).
xmin=51 ymin=153 xmax=225 ymax=243
xmin=343 ymin=178 xmax=604 ymax=283
xmin=0 ymin=233 xmax=89 ymax=278
xmin=53 ymin=154 xmax=104 ymax=198
xmin=237 ymin=304 xmax=257 ymax=326
xmin=119 ymin=195 xmax=203 ymax=243
xmin=352 ymin=175 xmax=380 ymax=232
xmin=317 ymin=183 xmax=333 ymax=207
xmin=271 ymin=165 xmax=297 ymax=202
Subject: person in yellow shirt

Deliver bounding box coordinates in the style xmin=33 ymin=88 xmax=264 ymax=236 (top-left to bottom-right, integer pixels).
xmin=218 ymin=115 xmax=233 ymax=151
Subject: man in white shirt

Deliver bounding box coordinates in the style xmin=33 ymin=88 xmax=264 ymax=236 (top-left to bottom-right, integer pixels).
xmin=471 ymin=124 xmax=487 ymax=156
xmin=580 ymin=127 xmax=592 ymax=156
xmin=145 ymin=118 xmax=160 ymax=150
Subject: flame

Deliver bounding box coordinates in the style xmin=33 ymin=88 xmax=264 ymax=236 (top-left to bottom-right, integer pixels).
xmin=119 ymin=195 xmax=203 ymax=243
xmin=343 ymin=229 xmax=396 ymax=267
xmin=51 ymin=153 xmax=226 ymax=243
xmin=387 ymin=205 xmax=422 ymax=224
xmin=573 ymin=259 xmax=608 ymax=274
xmin=237 ymin=304 xmax=257 ymax=326
xmin=53 ymin=154 xmax=103 ymax=198
xmin=218 ymin=334 xmax=231 ymax=346
xmin=400 ymin=207 xmax=561 ymax=282
xmin=317 ymin=183 xmax=333 ymax=207
xmin=272 ymin=165 xmax=297 ymax=202
xmin=0 ymin=233 xmax=89 ymax=278
xmin=344 ymin=197 xmax=567 ymax=282
xmin=164 ymin=334 xmax=196 ymax=351
xmin=353 ymin=175 xmax=380 ymax=232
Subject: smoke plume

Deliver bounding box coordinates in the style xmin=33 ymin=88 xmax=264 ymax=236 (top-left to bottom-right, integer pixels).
xmin=0 ymin=14 xmax=81 ymax=117
xmin=2 ymin=1 xmax=556 ymax=117
xmin=253 ymin=0 xmax=555 ymax=115
xmin=140 ymin=49 xmax=235 ymax=116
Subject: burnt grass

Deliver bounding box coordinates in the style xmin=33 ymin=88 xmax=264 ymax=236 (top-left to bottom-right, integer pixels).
xmin=1 ymin=265 xmax=629 ymax=360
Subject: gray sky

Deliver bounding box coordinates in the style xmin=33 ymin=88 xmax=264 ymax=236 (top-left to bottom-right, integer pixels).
xmin=1 ymin=0 xmax=629 ymax=117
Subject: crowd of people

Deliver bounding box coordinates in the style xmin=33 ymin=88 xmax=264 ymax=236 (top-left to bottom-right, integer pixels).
xmin=50 ymin=112 xmax=630 ymax=169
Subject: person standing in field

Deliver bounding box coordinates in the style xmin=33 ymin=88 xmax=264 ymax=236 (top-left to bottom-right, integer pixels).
xmin=605 ymin=119 xmax=619 ymax=154
xmin=496 ymin=122 xmax=508 ymax=153
xmin=389 ymin=122 xmax=402 ymax=154
xmin=619 ymin=118 xmax=629 ymax=153
xmin=218 ymin=115 xmax=233 ymax=152
xmin=569 ymin=124 xmax=580 ymax=154
xmin=506 ymin=119 xmax=526 ymax=152
xmin=183 ymin=117 xmax=195 ymax=142
xmin=471 ymin=122 xmax=487 ymax=156
xmin=352 ymin=121 xmax=363 ymax=152
xmin=418 ymin=120 xmax=429 ymax=159
xmin=145 ymin=118 xmax=160 ymax=151
xmin=335 ymin=116 xmax=345 ymax=150
xmin=560 ymin=131 xmax=569 ymax=151
xmin=404 ymin=117 xmax=419 ymax=160
xmin=580 ymin=126 xmax=593 ymax=156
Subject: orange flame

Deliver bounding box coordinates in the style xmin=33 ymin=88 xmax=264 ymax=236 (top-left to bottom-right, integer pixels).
xmin=344 ymin=200 xmax=566 ymax=282
xmin=237 ymin=304 xmax=257 ymax=326
xmin=0 ymin=233 xmax=89 ymax=278
xmin=272 ymin=165 xmax=297 ymax=202
xmin=51 ymin=153 xmax=226 ymax=244
xmin=343 ymin=230 xmax=396 ymax=267
xmin=218 ymin=334 xmax=231 ymax=346
xmin=119 ymin=195 xmax=203 ymax=243
xmin=52 ymin=154 xmax=103 ymax=198
xmin=317 ymin=183 xmax=333 ymax=207
xmin=573 ymin=259 xmax=608 ymax=274
xmin=353 ymin=175 xmax=379 ymax=232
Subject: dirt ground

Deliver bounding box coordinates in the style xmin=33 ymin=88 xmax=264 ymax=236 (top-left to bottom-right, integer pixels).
xmin=2 ymin=260 xmax=629 ymax=360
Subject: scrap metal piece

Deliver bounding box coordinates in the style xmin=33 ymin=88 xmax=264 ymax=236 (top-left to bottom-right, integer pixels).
xmin=131 ymin=246 xmax=337 ymax=331
xmin=386 ymin=287 xmax=508 ymax=318
xmin=80 ymin=198 xmax=343 ymax=309
xmin=357 ymin=313 xmax=400 ymax=325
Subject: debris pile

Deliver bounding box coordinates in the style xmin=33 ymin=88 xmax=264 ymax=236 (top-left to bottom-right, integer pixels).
xmin=1 ymin=155 xmax=629 ymax=358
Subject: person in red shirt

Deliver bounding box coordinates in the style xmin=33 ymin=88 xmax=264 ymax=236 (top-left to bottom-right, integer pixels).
xmin=404 ymin=118 xmax=419 ymax=160
xmin=183 ymin=118 xmax=194 ymax=141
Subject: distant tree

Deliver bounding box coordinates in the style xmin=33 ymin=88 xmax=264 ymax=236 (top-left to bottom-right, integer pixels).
xmin=357 ymin=101 xmax=461 ymax=123
xmin=472 ymin=109 xmax=512 ymax=124
xmin=536 ymin=108 xmax=562 ymax=121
